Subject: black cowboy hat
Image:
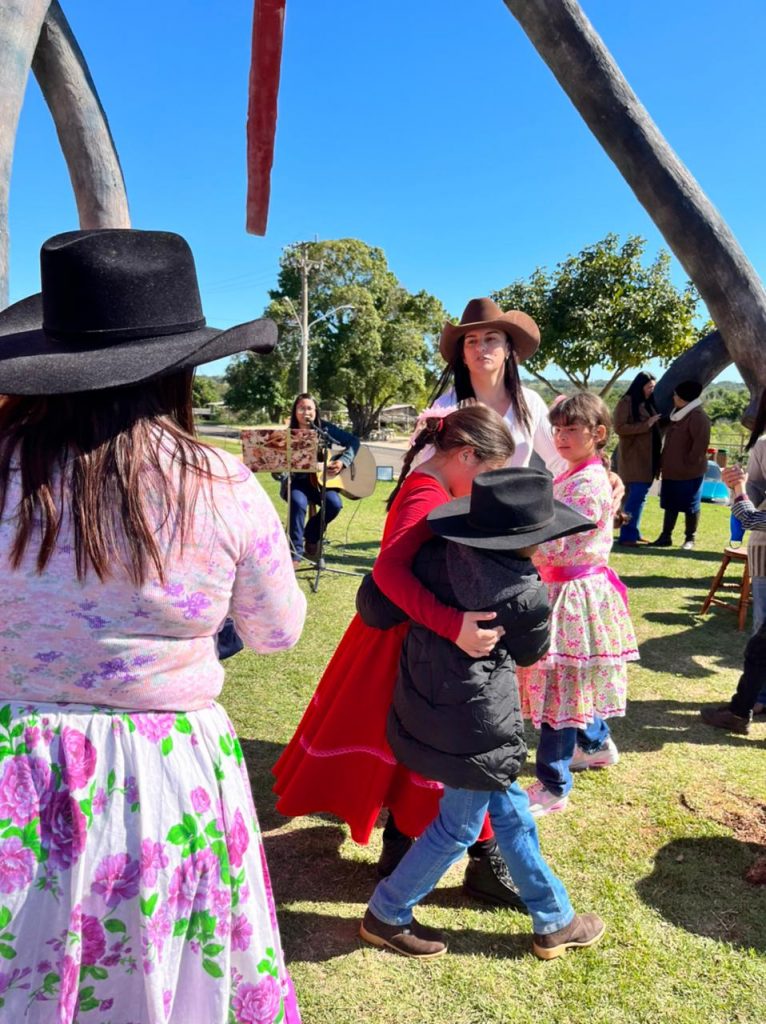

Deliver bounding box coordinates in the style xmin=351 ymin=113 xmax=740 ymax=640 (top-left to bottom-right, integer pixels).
xmin=428 ymin=467 xmax=595 ymax=550
xmin=439 ymin=297 xmax=540 ymax=365
xmin=0 ymin=229 xmax=277 ymax=394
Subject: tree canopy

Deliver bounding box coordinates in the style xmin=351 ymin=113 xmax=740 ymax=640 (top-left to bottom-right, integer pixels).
xmin=493 ymin=234 xmax=699 ymax=397
xmin=224 ymin=239 xmax=446 ymax=436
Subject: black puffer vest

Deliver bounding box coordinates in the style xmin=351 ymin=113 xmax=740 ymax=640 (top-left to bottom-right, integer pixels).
xmin=357 ymin=538 xmax=550 ymax=791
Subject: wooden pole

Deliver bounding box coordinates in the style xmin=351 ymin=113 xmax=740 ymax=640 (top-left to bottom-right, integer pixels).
xmin=32 ymin=2 xmax=130 ymax=230
xmin=0 ymin=0 xmax=51 ymax=308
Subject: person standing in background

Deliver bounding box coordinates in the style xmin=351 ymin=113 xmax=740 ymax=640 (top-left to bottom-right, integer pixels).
xmin=613 ymin=372 xmax=662 ymax=546
xmin=651 ymin=381 xmax=711 ymax=551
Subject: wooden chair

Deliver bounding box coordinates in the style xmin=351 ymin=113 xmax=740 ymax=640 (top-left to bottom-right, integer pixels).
xmin=700 ymin=547 xmax=752 ymax=631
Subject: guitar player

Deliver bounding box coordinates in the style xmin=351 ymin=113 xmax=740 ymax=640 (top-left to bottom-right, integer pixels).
xmin=281 ymin=392 xmax=360 ymax=565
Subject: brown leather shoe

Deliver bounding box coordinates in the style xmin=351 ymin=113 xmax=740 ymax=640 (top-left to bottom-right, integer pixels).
xmin=533 ymin=913 xmax=605 ymax=960
xmin=359 ymin=908 xmax=447 ymax=959
xmin=700 ymin=705 xmax=750 ymax=735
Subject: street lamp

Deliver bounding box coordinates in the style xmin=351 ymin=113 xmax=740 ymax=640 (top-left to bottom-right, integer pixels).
xmin=283 ymin=298 xmax=355 ymax=393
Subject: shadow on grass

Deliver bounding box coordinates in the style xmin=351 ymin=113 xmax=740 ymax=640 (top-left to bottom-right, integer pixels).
xmin=636 ymin=836 xmax=766 ymax=952
xmin=614 ymin=545 xmax=718 ymax=563
xmin=263 ymin=824 xmax=376 ymax=908
xmin=611 ymin=698 xmax=766 ymax=753
xmin=638 ymin=603 xmax=748 ymax=678
xmin=240 ymin=737 xmax=295 ymax=832
xmin=279 ymin=907 xmax=531 ymax=964
xmin=620 ymin=574 xmax=711 ymax=591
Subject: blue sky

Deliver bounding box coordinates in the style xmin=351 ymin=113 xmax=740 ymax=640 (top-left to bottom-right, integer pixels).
xmin=8 ymin=0 xmax=766 ymax=383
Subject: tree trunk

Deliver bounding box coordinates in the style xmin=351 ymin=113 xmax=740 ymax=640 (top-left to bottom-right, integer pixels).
xmin=0 ymin=0 xmax=52 ymax=308
xmin=502 ymin=0 xmax=766 ymax=396
xmin=32 ymin=2 xmax=130 ymax=230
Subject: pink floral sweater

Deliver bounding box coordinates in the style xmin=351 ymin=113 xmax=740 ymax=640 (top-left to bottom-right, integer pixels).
xmin=0 ymin=444 xmax=306 ymax=711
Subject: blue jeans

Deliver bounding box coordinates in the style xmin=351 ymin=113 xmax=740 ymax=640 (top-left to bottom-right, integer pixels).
xmin=536 ymin=719 xmax=611 ymax=796
xmin=287 ymin=477 xmax=343 ymax=558
xmin=619 ymin=482 xmax=651 ymax=542
xmin=369 ymin=783 xmax=574 ymax=937
xmin=751 ymin=576 xmax=766 ymax=704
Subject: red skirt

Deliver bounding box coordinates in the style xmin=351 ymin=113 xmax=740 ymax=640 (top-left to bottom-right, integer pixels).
xmin=272 ymin=613 xmax=443 ymax=844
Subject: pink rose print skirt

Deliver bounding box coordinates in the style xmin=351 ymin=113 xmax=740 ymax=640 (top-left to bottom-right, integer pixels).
xmin=0 ymin=700 xmax=300 ymax=1024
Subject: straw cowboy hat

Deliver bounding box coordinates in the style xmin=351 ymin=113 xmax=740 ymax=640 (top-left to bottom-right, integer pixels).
xmin=438 ymin=297 xmax=540 ymax=364
xmin=0 ymin=229 xmax=277 ymax=394
xmin=428 ymin=468 xmax=594 ymax=550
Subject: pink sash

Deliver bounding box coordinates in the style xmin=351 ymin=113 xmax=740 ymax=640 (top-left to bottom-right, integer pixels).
xmin=539 ymin=563 xmax=629 ymax=610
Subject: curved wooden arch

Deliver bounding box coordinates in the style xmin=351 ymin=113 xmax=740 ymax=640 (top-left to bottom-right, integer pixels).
xmin=502 ymin=0 xmax=766 ymax=402
xmin=0 ymin=0 xmax=129 ymax=308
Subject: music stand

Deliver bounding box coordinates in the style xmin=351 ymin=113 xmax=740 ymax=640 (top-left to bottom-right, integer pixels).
xmin=241 ymin=425 xmax=314 ymax=530
xmin=240 ymin=426 xmax=363 ymax=592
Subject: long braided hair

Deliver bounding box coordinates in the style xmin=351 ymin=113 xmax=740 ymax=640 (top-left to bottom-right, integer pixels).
xmin=386 ymin=404 xmax=515 ymax=511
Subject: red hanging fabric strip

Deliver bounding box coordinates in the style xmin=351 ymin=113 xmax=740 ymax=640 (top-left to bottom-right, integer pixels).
xmin=246 ymin=0 xmax=286 ymax=236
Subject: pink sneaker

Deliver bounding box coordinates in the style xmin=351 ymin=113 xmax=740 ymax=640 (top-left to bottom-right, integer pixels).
xmin=526 ymin=782 xmax=569 ymax=818
xmin=570 ymin=738 xmax=620 ymax=773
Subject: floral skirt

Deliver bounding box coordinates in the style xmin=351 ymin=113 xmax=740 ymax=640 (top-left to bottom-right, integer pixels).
xmin=0 ymin=699 xmax=299 ymax=1024
xmin=518 ymin=576 xmax=639 ymax=729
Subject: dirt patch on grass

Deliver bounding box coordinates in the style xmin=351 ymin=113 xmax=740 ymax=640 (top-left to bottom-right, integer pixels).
xmin=680 ymin=788 xmax=766 ymax=884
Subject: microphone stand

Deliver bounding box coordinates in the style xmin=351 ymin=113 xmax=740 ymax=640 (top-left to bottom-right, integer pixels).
xmin=296 ymin=420 xmax=364 ymax=593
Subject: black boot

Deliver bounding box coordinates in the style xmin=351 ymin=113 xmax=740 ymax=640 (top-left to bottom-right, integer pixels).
xmin=462 ymin=839 xmax=528 ymax=912
xmin=651 ymin=509 xmax=678 ymax=547
xmin=682 ymin=511 xmax=699 ymax=550
xmin=376 ymin=815 xmax=413 ymax=879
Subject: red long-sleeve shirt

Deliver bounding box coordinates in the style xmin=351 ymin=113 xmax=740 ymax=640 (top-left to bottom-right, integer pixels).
xmin=372 ymin=472 xmax=462 ymax=643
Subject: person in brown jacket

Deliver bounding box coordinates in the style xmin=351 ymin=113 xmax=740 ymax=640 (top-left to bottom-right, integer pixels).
xmin=652 ymin=380 xmax=711 ymax=550
xmin=614 ymin=372 xmax=662 ymax=545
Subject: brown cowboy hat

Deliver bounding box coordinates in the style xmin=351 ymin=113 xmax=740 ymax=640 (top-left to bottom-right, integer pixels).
xmin=438 ymin=297 xmax=540 ymax=364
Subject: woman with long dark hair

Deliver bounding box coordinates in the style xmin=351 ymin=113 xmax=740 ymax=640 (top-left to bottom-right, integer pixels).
xmin=0 ymin=230 xmax=306 ymax=1023
xmin=429 ymin=298 xmax=563 ymax=471
xmin=613 ymin=371 xmax=662 ymax=545
xmin=282 ymin=392 xmax=359 ymax=564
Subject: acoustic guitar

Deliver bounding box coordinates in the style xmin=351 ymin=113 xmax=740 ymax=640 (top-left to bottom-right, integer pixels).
xmin=312 ymin=444 xmax=378 ymax=500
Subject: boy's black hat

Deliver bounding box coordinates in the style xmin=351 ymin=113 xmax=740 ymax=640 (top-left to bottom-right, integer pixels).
xmin=428 ymin=468 xmax=595 ymax=550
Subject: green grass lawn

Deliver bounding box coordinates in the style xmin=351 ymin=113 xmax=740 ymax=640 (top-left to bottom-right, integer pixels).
xmin=219 ymin=470 xmax=766 ymax=1024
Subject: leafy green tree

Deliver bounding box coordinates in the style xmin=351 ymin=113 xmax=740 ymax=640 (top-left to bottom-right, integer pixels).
xmin=191 ymin=375 xmax=221 ymax=408
xmin=705 ymin=386 xmax=749 ymax=423
xmin=225 ymin=239 xmax=446 ymax=436
xmin=493 ymin=234 xmax=699 ymax=398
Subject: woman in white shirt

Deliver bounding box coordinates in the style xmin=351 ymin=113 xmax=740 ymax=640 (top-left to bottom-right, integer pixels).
xmin=430 ymin=298 xmax=566 ymax=475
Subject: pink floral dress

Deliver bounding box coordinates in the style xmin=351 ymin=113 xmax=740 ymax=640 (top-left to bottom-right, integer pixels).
xmin=0 ymin=443 xmax=306 ymax=1023
xmin=518 ymin=460 xmax=638 ymax=729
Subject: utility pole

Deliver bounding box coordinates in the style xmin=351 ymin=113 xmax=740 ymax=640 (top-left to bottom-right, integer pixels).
xmin=296 ymin=242 xmax=322 ymax=393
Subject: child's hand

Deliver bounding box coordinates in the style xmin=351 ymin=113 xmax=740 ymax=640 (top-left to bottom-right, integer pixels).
xmin=456 ymin=612 xmax=504 ymax=657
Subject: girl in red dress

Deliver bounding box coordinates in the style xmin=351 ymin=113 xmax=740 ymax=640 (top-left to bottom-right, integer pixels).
xmin=272 ymin=404 xmax=525 ymax=904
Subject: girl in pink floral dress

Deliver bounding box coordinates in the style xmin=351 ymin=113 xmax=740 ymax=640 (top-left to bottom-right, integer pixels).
xmin=518 ymin=393 xmax=638 ymax=818
xmin=0 ymin=229 xmax=307 ymax=1023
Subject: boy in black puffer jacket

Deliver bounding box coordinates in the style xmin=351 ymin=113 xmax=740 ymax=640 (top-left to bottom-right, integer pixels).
xmin=359 ymin=535 xmax=549 ymax=793
xmin=357 ymin=468 xmax=606 ymax=962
